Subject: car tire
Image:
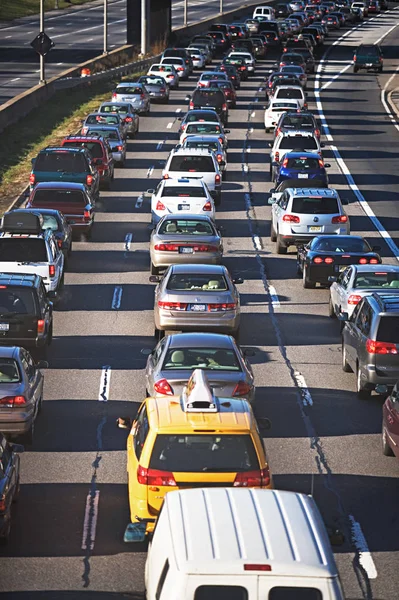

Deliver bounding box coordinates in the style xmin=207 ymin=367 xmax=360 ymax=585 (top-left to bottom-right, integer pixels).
xmin=328 ymin=297 xmax=336 ymax=318
xmin=222 ymin=171 xmax=227 ymax=181
xmin=150 ymin=263 xmax=159 ymax=275
xmin=341 ymin=341 xmax=352 ymax=372
xmin=214 ymin=195 xmax=221 ymax=207
xmin=379 ymin=66 xmax=383 ymax=73
xmin=0 ymin=519 xmax=10 ymax=545
xmin=270 ymin=223 xmax=277 ymax=242
xmin=20 ymin=422 xmax=34 ymax=446
xmin=265 ymin=127 xmax=270 ymax=133
xmin=154 ymin=328 xmax=164 ymax=341
xmin=353 ymin=66 xmax=358 ymax=73
xmin=296 ymin=259 xmax=302 ymax=277
xmin=232 ymin=328 xmax=240 ymax=341
xmin=382 ymin=425 xmax=394 ymax=456
xmin=276 ymin=235 xmax=287 ymax=255
xmin=356 ymin=364 xmax=371 ymax=398
xmin=269 ymin=163 xmax=273 ymax=179
xmin=302 ymin=265 xmax=315 ymax=288
xmin=13 ymin=477 xmax=21 ymax=503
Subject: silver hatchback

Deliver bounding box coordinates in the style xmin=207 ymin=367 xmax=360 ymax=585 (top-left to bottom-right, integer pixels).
xmin=151 ymin=264 xmax=242 ymax=337
xmin=112 ymin=82 xmax=151 ymax=115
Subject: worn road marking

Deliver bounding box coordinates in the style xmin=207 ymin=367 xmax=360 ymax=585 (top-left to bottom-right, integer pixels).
xmin=146 ymin=166 xmax=154 ymax=178
xmin=81 ymin=491 xmax=99 ymax=550
xmin=111 ymin=286 xmax=123 ymax=310
xmin=98 ymin=366 xmax=111 ymax=402
xmin=166 ymin=122 xmax=173 ymax=129
xmin=349 ymin=516 xmax=378 ymax=579
xmin=135 ymin=195 xmax=144 ymax=208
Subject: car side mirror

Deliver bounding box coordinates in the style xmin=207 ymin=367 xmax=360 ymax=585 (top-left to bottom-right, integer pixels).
xmin=149 ymin=275 xmax=160 ymax=283
xmin=243 ymin=348 xmax=255 ymax=357
xmin=324 ymin=163 xmax=331 ymax=168
xmin=116 ymin=417 xmax=132 ymax=429
xmin=224 ymin=129 xmax=231 ymax=133
xmin=372 ymin=245 xmax=381 ymax=251
xmin=185 ymin=95 xmax=191 ymax=101
xmin=146 ymin=189 xmax=155 ymax=195
xmin=233 ymin=277 xmax=244 ymax=284
xmin=338 ymin=311 xmax=348 ymax=322
xmin=36 ymin=360 xmax=48 ymax=369
xmin=268 ymin=197 xmax=276 ymax=205
xmin=10 ymin=443 xmax=25 ymax=453
xmin=341 ymin=198 xmax=349 ymax=205
xmin=328 ymin=276 xmax=337 ymax=283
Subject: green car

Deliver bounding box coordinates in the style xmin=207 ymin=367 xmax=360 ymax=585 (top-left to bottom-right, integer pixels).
xmin=353 ymin=43 xmax=383 ymax=73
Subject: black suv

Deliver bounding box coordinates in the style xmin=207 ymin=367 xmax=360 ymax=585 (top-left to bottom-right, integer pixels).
xmin=341 ymin=293 xmax=399 ymax=397
xmin=0 ymin=273 xmax=53 ymax=356
xmin=353 ymin=44 xmax=383 ymax=73
xmin=188 ymin=88 xmax=228 ymax=124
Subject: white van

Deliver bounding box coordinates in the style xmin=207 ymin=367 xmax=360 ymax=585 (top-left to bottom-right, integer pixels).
xmin=145 ymin=487 xmax=344 ymax=600
xmin=253 ymin=6 xmax=276 ymax=20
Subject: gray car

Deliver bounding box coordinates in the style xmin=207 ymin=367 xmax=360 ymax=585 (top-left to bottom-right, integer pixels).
xmin=150 ymin=215 xmax=223 ymax=273
xmin=137 ymin=75 xmax=170 ymax=103
xmin=81 ymin=112 xmax=126 ymax=138
xmin=144 ymin=332 xmax=255 ymax=403
xmin=98 ymin=102 xmax=139 ymax=138
xmin=0 ymin=346 xmax=45 ymax=444
xmin=112 ymin=82 xmax=151 ymax=115
xmin=84 ymin=125 xmax=127 ymax=166
xmin=151 ymin=264 xmax=242 ymax=338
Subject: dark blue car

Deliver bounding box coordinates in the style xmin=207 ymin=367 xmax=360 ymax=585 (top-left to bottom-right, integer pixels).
xmin=274 ymin=151 xmax=330 ymax=185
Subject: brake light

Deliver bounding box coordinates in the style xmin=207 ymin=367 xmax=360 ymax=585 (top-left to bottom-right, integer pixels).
xmin=84 ymin=210 xmax=91 ymax=220
xmin=216 ymin=154 xmax=223 ymax=162
xmin=370 ymin=258 xmax=379 ymax=264
xmin=37 ymin=319 xmax=45 ymax=335
xmin=49 ymin=265 xmax=55 ymax=278
xmin=57 ymin=239 xmax=63 ymax=249
xmin=244 ymin=564 xmax=272 ymax=571
xmin=203 ymin=201 xmax=212 ymax=211
xmin=154 ymin=243 xmax=179 ymax=251
xmin=189 ymin=101 xmax=194 ymax=109
xmin=86 ymin=174 xmax=93 ymax=186
xmin=282 ymin=158 xmax=288 ymax=167
xmin=332 ymin=215 xmax=348 ymax=223
xmin=222 ymin=103 xmax=227 ymax=110
xmin=208 ymin=303 xmax=236 ymax=311
xmin=275 ymin=152 xmax=280 ymax=162
xmin=0 ymin=396 xmax=26 ymax=406
xmin=324 ymin=257 xmax=334 ymax=264
xmin=177 ymin=67 xmax=184 ymax=71
xmin=29 ymin=173 xmax=36 ymax=185
xmin=318 ymin=159 xmax=324 ymax=168
xmin=282 ymin=214 xmax=300 ymax=223
xmin=315 ymin=129 xmax=320 ymax=137
xmin=232 ymin=380 xmax=252 ymax=396
xmin=137 ymin=466 xmax=176 ymax=486
xmin=117 ymin=145 xmax=123 ymax=151
xmin=313 ymin=256 xmax=323 ymax=264
xmin=153 ymin=378 xmax=174 ymax=395
xmin=215 ymin=174 xmax=221 ymax=185
xmin=359 ymin=258 xmax=368 ymax=264
xmin=234 ymin=467 xmax=270 ymax=487
xmin=125 ymin=117 xmax=133 ymax=122
xmin=112 ymin=92 xmax=117 ymax=98
xmin=218 ymin=137 xmax=224 ymax=145
xmin=158 ymin=301 xmax=187 ymax=311
xmin=366 ymin=339 xmax=398 ymax=355
xmin=348 ymin=294 xmax=362 ymax=305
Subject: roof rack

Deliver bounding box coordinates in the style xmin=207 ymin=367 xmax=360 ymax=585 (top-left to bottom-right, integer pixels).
xmin=181 ymin=370 xmax=218 ymax=413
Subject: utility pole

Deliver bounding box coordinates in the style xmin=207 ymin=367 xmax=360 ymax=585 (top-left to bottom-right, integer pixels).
xmin=184 ymin=0 xmax=188 ymax=26
xmin=220 ymin=0 xmax=223 ymax=14
xmin=141 ymin=0 xmax=148 ymax=55
xmin=104 ymin=0 xmax=108 ymax=54
xmin=40 ymin=0 xmax=45 ymax=83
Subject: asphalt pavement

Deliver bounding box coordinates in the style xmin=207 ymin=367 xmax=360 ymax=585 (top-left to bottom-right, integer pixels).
xmin=1 ymin=5 xmax=399 ymax=600
xmin=0 ymin=0 xmax=251 ymax=104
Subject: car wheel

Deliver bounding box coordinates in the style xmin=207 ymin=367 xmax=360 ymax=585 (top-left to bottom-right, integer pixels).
xmin=0 ymin=519 xmax=10 ymax=545
xmin=13 ymin=477 xmax=21 ymax=503
xmin=379 ymin=66 xmax=383 ymax=73
xmin=270 ymin=222 xmax=277 ymax=242
xmin=232 ymin=328 xmax=240 ymax=341
xmin=154 ymin=328 xmax=164 ymax=341
xmin=302 ymin=265 xmax=315 ymax=288
xmin=265 ymin=127 xmax=270 ymax=133
xmin=276 ymin=234 xmax=287 ymax=255
xmin=328 ymin=297 xmax=336 ymax=318
xmin=20 ymin=422 xmax=34 ymax=446
xmin=382 ymin=425 xmax=394 ymax=456
xmin=150 ymin=262 xmax=159 ymax=275
xmin=341 ymin=341 xmax=352 ymax=372
xmin=353 ymin=66 xmax=358 ymax=73
xmin=356 ymin=364 xmax=371 ymax=398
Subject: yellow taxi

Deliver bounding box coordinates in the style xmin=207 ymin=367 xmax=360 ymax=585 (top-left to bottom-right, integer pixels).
xmin=121 ymin=369 xmax=273 ymax=542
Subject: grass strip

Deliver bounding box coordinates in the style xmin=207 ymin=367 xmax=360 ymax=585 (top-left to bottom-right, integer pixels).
xmin=0 ymin=0 xmax=95 ymax=21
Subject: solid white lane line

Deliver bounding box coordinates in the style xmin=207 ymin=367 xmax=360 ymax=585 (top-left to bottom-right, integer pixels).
xmin=349 ymin=516 xmax=378 ymax=579
xmin=253 ymin=234 xmax=261 ymax=250
xmin=10 ymin=77 xmax=20 ymax=82
xmin=175 ymin=108 xmax=181 ymax=113
xmin=111 ymin=286 xmax=123 ymax=310
xmin=81 ymin=491 xmax=100 ymax=550
xmin=268 ymin=285 xmax=280 ymax=309
xmin=124 ymin=233 xmax=133 ymax=250
xmin=320 ymin=62 xmax=352 ymax=91
xmin=381 ymin=64 xmax=399 ymax=133
xmin=51 ymin=18 xmax=125 ymax=39
xmin=374 ymin=21 xmax=399 ymax=45
xmin=135 ymin=195 xmax=144 ymax=208
xmin=98 ymin=366 xmax=111 ymax=402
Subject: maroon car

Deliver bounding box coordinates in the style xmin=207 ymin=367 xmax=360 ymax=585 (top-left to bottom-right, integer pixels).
xmin=61 ymin=135 xmax=114 ymax=190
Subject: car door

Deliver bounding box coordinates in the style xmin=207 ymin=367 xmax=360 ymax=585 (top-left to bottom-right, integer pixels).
xmin=127 ymin=402 xmax=150 ymax=502
xmin=145 ymin=338 xmax=167 ymax=395
xmin=344 ymin=300 xmax=370 ymax=367
xmin=274 ymin=192 xmax=289 ymax=232
xmin=336 ymin=267 xmax=352 ymax=312
xmin=0 ymin=439 xmax=16 ymax=509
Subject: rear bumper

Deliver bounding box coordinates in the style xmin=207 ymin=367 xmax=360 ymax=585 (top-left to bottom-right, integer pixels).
xmin=156 ymin=311 xmax=239 ymax=333
xmin=0 ymin=513 xmax=11 ymax=537
xmin=151 ymin=250 xmax=222 ymax=268
xmin=0 ymin=416 xmax=33 ymax=436
xmin=0 ymin=336 xmax=47 ymax=348
xmin=305 ymin=264 xmax=335 ymax=284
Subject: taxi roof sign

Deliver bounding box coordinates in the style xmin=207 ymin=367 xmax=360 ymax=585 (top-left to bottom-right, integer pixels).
xmin=181 ymin=369 xmax=218 ymax=413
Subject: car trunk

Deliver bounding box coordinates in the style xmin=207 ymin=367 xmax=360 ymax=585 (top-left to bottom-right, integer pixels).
xmin=157 ymin=370 xmax=243 ymax=397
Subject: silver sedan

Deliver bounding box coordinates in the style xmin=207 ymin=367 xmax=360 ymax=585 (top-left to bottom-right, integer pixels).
xmin=144 ymin=332 xmax=255 ymax=403
xmin=97 ymin=102 xmax=139 ymax=138
xmin=112 ymin=82 xmax=151 ymax=115
xmin=151 ymin=264 xmax=242 ymax=337
xmin=0 ymin=346 xmax=45 ymax=444
xmin=137 ymin=75 xmax=170 ymax=103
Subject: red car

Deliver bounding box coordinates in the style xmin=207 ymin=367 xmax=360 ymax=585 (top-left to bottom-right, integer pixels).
xmin=382 ymin=383 xmax=399 ymax=459
xmin=61 ymin=135 xmax=114 ymax=190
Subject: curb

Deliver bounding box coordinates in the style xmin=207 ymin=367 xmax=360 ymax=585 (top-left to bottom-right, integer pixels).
xmin=387 ymin=87 xmax=399 ymax=120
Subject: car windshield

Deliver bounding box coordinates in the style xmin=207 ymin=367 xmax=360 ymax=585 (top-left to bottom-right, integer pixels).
xmin=377 ymin=317 xmax=399 ymax=343
xmin=280 ymin=136 xmax=317 ymax=149
xmin=0 ymin=239 xmax=47 ymax=262
xmin=354 ymin=272 xmax=399 ymax=289
xmin=186 ymin=124 xmax=221 ymax=134
xmin=0 ymin=288 xmax=36 ymax=315
xmin=312 ymin=238 xmax=370 ymax=252
xmin=0 ymin=359 xmax=21 ymax=383
xmin=149 ymin=434 xmax=258 ymax=473
xmin=166 ymin=274 xmax=228 ymax=291
xmin=34 ymin=152 xmax=86 ymax=173
xmin=32 ymin=189 xmax=85 ymax=204
xmin=85 ymin=114 xmax=119 ymax=125
xmin=158 ymin=219 xmax=214 ymax=234
xmin=292 ymin=197 xmax=338 ymax=213
xmin=286 ymin=157 xmax=320 ymax=169
xmin=87 ymin=128 xmax=120 ymax=141
xmin=162 ymin=347 xmax=241 ymax=370
xmin=276 ymin=88 xmax=302 ymax=99
xmin=169 ymin=156 xmax=214 ymax=172
xmin=62 ymin=141 xmax=103 ymax=158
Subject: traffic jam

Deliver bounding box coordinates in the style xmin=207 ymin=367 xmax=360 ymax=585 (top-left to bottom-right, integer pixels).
xmin=0 ymin=0 xmax=398 ymax=598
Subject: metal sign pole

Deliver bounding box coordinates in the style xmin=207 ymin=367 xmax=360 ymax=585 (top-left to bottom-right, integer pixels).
xmin=40 ymin=0 xmax=45 ymax=83
xmin=220 ymin=0 xmax=223 ymax=13
xmin=184 ymin=0 xmax=188 ymax=26
xmin=104 ymin=0 xmax=108 ymax=54
xmin=141 ymin=0 xmax=148 ymax=55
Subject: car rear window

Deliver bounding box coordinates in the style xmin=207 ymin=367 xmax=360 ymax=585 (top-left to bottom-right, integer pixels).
xmin=272 ymin=103 xmax=298 ymax=111
xmin=286 ymin=157 xmax=320 ymax=169
xmin=162 ymin=347 xmax=240 ymax=370
xmin=0 ymin=359 xmax=21 ymax=383
xmin=276 ymin=89 xmax=302 ymax=99
xmin=185 ymin=141 xmax=219 ymax=153
xmin=186 ymin=112 xmax=218 ymax=122
xmin=377 ymin=317 xmax=399 ymax=343
xmin=282 ymin=115 xmax=314 ymax=128
xmin=34 ymin=152 xmax=87 ymax=173
xmin=152 ymin=65 xmax=173 ymax=72
xmin=292 ymin=197 xmax=338 ymax=213
xmin=32 ymin=189 xmax=86 ymax=204
xmin=86 ymin=128 xmax=119 ymax=141
xmin=186 ymin=124 xmax=221 ymax=135
xmin=279 ymin=136 xmax=317 ymax=149
xmin=0 ymin=287 xmax=36 ymax=315
xmin=149 ymin=434 xmax=259 ymax=472
xmin=169 ymin=156 xmax=215 ymax=172
xmin=354 ymin=272 xmax=399 ymax=289
xmin=101 ymin=104 xmax=129 ymax=114
xmin=41 ymin=215 xmax=59 ymax=231
xmin=167 ymin=274 xmax=227 ymax=291
xmin=85 ymin=114 xmax=119 ymax=125
xmin=358 ymin=46 xmax=379 ymax=56
xmin=115 ymin=86 xmax=142 ymax=94
xmin=140 ymin=76 xmax=164 ymax=85
xmin=313 ymin=238 xmax=370 ymax=252
xmin=161 ymin=186 xmax=206 ymax=198
xmin=0 ymin=239 xmax=47 ymax=262
xmin=62 ymin=141 xmax=103 ymax=158
xmin=159 ymin=219 xmax=214 ymax=234
xmin=269 ymin=588 xmax=322 ymax=600
xmin=193 ymin=90 xmax=224 ymax=102
xmin=162 ymin=58 xmax=183 ymax=65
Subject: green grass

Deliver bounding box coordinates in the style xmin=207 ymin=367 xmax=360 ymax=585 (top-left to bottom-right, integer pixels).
xmin=0 ymin=0 xmax=95 ymax=21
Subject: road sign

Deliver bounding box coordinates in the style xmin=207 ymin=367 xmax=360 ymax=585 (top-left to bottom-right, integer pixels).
xmin=30 ymin=32 xmax=55 ymax=56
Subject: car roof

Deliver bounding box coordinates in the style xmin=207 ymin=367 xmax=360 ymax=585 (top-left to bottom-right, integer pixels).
xmin=185 ymin=121 xmax=222 ymax=127
xmin=0 ymin=273 xmax=40 ymax=287
xmin=32 ymin=182 xmax=86 ymax=190
xmin=168 ymin=332 xmax=235 ymax=349
xmin=163 ymin=177 xmax=205 ymax=187
xmin=40 ymin=146 xmax=86 ymax=154
xmin=158 ymin=214 xmax=214 ymax=223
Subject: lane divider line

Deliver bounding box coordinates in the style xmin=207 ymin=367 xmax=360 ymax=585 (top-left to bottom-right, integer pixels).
xmin=81 ymin=490 xmax=99 ymax=550
xmin=124 ymin=233 xmax=132 ymax=251
xmin=111 ymin=286 xmax=123 ymax=310
xmin=98 ymin=366 xmax=111 ymax=402
xmin=349 ymin=516 xmax=378 ymax=580
xmin=135 ymin=195 xmax=144 ymax=208
xmin=166 ymin=122 xmax=174 ymax=129
xmin=146 ymin=166 xmax=154 ymax=178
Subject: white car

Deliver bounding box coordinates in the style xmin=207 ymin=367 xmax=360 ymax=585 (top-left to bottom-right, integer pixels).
xmin=160 ymin=57 xmax=189 ymax=80
xmin=270 ymin=85 xmax=307 ymax=109
xmin=179 ymin=121 xmax=230 ymax=148
xmin=147 ymin=63 xmax=179 ymax=89
xmin=253 ymin=6 xmax=276 ymax=20
xmin=147 ymin=178 xmax=215 ymax=225
xmin=329 ymin=265 xmax=399 ymax=318
xmin=270 ymin=130 xmax=322 ymax=177
xmin=186 ymin=47 xmax=205 ymax=69
xmin=264 ymin=99 xmax=301 ymax=133
xmin=351 ymin=1 xmax=368 ymax=15
xmin=227 ymin=51 xmax=256 ymax=73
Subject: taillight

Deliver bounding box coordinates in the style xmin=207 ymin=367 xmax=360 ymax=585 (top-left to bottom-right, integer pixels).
xmin=318 ymin=159 xmax=324 ymax=168
xmin=177 ymin=67 xmax=184 ymax=71
xmin=359 ymin=258 xmax=368 ymax=264
xmin=324 ymin=257 xmax=334 ymax=264
xmin=275 ymin=152 xmax=280 ymax=162
xmin=315 ymin=129 xmax=320 ymax=137
xmin=353 ymin=55 xmax=356 ymax=62
xmin=215 ymin=174 xmax=221 ymax=185
xmin=163 ymin=173 xmax=169 ymax=179
xmin=282 ymin=158 xmax=288 ymax=167
xmin=222 ymin=103 xmax=227 ymax=110
xmin=49 ymin=265 xmax=55 ymax=278
xmin=332 ymin=215 xmax=348 ymax=223
xmin=137 ymin=465 xmax=177 ymax=486
xmin=29 ymin=173 xmax=36 ymax=185
xmin=158 ymin=301 xmax=187 ymax=310
xmin=282 ymin=214 xmax=300 ymax=223
xmin=112 ymin=92 xmax=117 ymax=98
xmin=153 ymin=378 xmax=174 ymax=395
xmin=348 ymin=294 xmax=362 ymax=305
xmin=313 ymin=256 xmax=323 ymax=264
xmin=86 ymin=174 xmax=93 ymax=186
xmin=232 ymin=380 xmax=252 ymax=396
xmin=140 ymin=93 xmax=146 ymax=99
xmin=0 ymin=495 xmax=6 ymax=512
xmin=275 ymin=127 xmax=281 ymax=136
xmin=84 ymin=210 xmax=91 ymax=220
xmin=366 ymin=339 xmax=398 ymax=355
xmin=208 ymin=303 xmax=236 ymax=311
xmin=160 ymin=88 xmax=166 ymax=93
xmin=156 ymin=200 xmax=166 ymax=211
xmin=0 ymin=395 xmax=26 ymax=407
xmin=57 ymin=239 xmax=63 ymax=248
xmin=203 ymin=201 xmax=212 ymax=211
xmin=234 ymin=467 xmax=270 ymax=487
xmin=216 ymin=154 xmax=223 ymax=162
xmin=370 ymin=258 xmax=379 ymax=264
xmin=218 ymin=137 xmax=224 ymax=145
xmin=117 ymin=145 xmax=123 ymax=151
xmin=154 ymin=243 xmax=179 ymax=251
xmin=189 ymin=101 xmax=194 ymax=109
xmin=125 ymin=117 xmax=133 ymax=122
xmin=35 ymin=319 xmax=45 ymax=337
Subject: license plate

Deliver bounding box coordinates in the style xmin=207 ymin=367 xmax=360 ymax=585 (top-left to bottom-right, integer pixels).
xmin=190 ymin=304 xmax=206 ymax=311
xmin=0 ymin=323 xmax=9 ymax=331
xmin=366 ymin=63 xmax=373 ymax=67
xmin=178 ymin=204 xmax=190 ymax=210
xmin=179 ymin=247 xmax=193 ymax=253
xmin=298 ymin=173 xmax=308 ymax=178
xmin=309 ymin=226 xmax=322 ymax=232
